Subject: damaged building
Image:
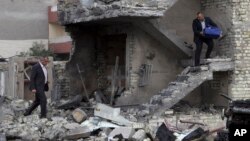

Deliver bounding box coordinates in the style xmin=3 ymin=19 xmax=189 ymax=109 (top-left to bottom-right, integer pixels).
xmin=57 ymin=0 xmax=238 ymax=109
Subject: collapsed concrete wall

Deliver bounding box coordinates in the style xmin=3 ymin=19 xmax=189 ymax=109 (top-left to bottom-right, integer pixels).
xmin=57 ymin=0 xmax=177 ymax=25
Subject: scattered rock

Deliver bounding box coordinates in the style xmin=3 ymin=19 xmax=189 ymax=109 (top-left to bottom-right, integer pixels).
xmin=72 ymin=108 xmax=87 ymax=123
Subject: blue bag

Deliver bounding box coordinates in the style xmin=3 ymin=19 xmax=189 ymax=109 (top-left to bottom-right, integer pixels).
xmin=204 ymin=26 xmax=222 ymax=39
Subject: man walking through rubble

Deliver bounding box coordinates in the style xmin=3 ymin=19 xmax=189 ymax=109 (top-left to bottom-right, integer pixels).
xmin=192 ymin=12 xmax=218 ymax=66
xmin=24 ymin=56 xmax=49 ymax=119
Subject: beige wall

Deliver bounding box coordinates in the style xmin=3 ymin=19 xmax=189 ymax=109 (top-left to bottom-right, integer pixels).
xmin=156 ymin=0 xmax=201 ymax=44
xmin=49 ymin=24 xmax=68 ymax=39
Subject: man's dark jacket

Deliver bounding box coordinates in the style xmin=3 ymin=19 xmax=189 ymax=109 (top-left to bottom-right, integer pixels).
xmin=29 ymin=63 xmax=48 ymax=93
xmin=192 ymin=17 xmax=218 ymax=42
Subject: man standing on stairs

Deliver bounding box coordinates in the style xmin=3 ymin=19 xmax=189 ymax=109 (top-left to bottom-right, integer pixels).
xmin=192 ymin=12 xmax=218 ymax=66
xmin=24 ymin=56 xmax=49 ymax=119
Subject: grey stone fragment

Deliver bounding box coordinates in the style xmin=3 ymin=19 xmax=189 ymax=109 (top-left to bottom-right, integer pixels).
xmin=65 ymin=127 xmax=92 ymax=140
xmin=64 ymin=123 xmax=81 ymax=130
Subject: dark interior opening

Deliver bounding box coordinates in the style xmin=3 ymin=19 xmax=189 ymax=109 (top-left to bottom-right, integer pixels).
xmin=97 ymin=34 xmax=127 ymax=92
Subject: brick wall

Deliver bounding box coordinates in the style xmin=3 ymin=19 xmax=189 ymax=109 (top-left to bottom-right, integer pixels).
xmin=202 ymin=0 xmax=250 ymax=100
xmin=201 ymin=0 xmax=234 ymax=57
xmin=53 ymin=61 xmax=70 ymax=99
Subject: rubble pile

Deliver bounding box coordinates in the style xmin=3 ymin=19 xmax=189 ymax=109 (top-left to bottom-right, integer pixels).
xmin=0 ymin=95 xmax=226 ymax=141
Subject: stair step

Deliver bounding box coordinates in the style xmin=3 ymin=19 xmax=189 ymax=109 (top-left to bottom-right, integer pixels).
xmin=148 ymin=60 xmax=234 ymax=116
xmin=176 ymin=75 xmax=189 ymax=82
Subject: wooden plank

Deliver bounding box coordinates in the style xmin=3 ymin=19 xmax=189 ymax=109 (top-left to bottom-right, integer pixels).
xmin=110 ymin=56 xmax=119 ymax=105
xmin=76 ymin=64 xmax=89 ymax=102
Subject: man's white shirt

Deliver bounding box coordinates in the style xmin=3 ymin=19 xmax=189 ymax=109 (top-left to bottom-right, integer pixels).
xmin=201 ymin=20 xmax=206 ymax=30
xmin=39 ymin=62 xmax=48 ymax=83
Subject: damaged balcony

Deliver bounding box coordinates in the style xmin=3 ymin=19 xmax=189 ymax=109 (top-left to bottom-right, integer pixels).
xmin=57 ymin=0 xmax=177 ymax=25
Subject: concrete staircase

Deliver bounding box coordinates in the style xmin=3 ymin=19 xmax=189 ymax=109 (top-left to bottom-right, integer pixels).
xmin=147 ymin=59 xmax=234 ymax=115
xmin=134 ymin=20 xmax=193 ymax=57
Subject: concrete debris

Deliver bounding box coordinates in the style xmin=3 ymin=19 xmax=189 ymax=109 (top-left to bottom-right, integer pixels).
xmin=10 ymin=99 xmax=29 ymax=111
xmin=81 ymin=117 xmax=120 ymax=132
xmin=65 ymin=127 xmax=92 ymax=140
xmin=0 ymin=93 xmax=224 ymax=141
xmin=108 ymin=127 xmax=135 ymax=140
xmin=58 ymin=0 xmax=176 ymax=25
xmin=174 ymin=127 xmax=206 ymax=141
xmin=57 ymin=94 xmax=83 ymax=110
xmin=72 ymin=108 xmax=88 ymax=123
xmin=132 ymin=129 xmax=146 ymax=141
xmin=64 ymin=123 xmax=82 ymax=130
xmin=94 ymin=103 xmax=133 ymax=126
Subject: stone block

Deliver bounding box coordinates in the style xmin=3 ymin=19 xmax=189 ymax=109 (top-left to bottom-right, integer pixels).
xmin=94 ymin=103 xmax=133 ymax=126
xmin=72 ymin=108 xmax=88 ymax=123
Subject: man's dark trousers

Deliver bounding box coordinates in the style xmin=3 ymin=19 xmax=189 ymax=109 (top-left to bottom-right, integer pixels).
xmin=195 ymin=38 xmax=214 ymax=66
xmin=26 ymin=91 xmax=47 ymax=117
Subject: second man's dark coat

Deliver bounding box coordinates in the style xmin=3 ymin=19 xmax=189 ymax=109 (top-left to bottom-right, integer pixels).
xmin=29 ymin=63 xmax=48 ymax=93
xmin=192 ymin=17 xmax=218 ymax=42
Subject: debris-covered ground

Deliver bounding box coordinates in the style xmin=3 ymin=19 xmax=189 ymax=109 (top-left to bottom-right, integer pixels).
xmin=0 ymin=95 xmax=226 ymax=141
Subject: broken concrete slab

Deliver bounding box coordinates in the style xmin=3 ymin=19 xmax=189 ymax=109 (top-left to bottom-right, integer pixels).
xmin=81 ymin=117 xmax=120 ymax=132
xmin=64 ymin=123 xmax=82 ymax=130
xmin=94 ymin=103 xmax=133 ymax=126
xmin=64 ymin=127 xmax=92 ymax=140
xmin=108 ymin=127 xmax=136 ymax=140
xmin=72 ymin=108 xmax=87 ymax=123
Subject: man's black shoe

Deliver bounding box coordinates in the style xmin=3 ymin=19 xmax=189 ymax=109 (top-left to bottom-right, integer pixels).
xmin=23 ymin=111 xmax=31 ymax=116
xmin=40 ymin=115 xmax=46 ymax=119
